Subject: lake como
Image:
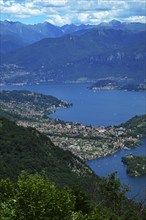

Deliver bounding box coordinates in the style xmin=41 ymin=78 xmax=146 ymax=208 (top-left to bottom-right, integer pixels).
xmin=2 ymin=83 xmax=145 ymax=126
xmin=1 ymin=83 xmax=146 ymax=202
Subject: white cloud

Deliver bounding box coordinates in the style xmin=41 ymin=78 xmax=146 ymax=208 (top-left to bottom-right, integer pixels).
xmin=28 ymin=0 xmax=67 ymax=8
xmin=1 ymin=0 xmax=146 ymax=24
xmin=1 ymin=3 xmax=43 ymax=18
xmin=0 ymin=0 xmax=4 ymax=5
xmin=122 ymin=16 xmax=146 ymax=23
xmin=78 ymin=13 xmax=89 ymax=23
xmin=46 ymin=14 xmax=71 ymax=26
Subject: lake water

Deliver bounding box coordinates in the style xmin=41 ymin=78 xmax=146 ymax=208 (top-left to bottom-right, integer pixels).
xmin=1 ymin=83 xmax=145 ymax=126
xmin=1 ymin=83 xmax=146 ymax=202
xmin=87 ymin=138 xmax=146 ymax=202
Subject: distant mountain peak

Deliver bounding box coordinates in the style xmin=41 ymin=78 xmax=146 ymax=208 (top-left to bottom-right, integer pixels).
xmin=44 ymin=21 xmax=56 ymax=26
xmin=110 ymin=19 xmax=121 ymax=24
xmin=3 ymin=20 xmax=20 ymax=25
xmin=4 ymin=19 xmax=12 ymax=23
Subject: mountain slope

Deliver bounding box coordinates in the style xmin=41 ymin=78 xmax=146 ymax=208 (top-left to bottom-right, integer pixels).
xmin=0 ymin=117 xmax=97 ymax=192
xmin=97 ymin=20 xmax=146 ymax=32
xmin=1 ymin=19 xmax=145 ymax=50
xmin=1 ymin=29 xmax=145 ymax=83
xmin=30 ymin=22 xmax=63 ymax=38
xmin=0 ymin=34 xmax=28 ymax=53
xmin=0 ymin=20 xmax=64 ymax=44
xmin=1 ymin=116 xmax=146 ymax=219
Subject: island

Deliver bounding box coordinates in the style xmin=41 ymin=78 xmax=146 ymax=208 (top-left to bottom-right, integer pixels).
xmin=122 ymin=155 xmax=146 ymax=176
xmin=0 ymin=90 xmax=145 ymax=160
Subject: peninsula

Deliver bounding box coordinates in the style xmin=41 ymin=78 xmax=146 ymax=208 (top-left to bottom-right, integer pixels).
xmin=0 ymin=90 xmax=145 ymax=160
xmin=122 ymin=155 xmax=146 ymax=176
xmin=0 ymin=90 xmax=72 ymax=120
xmin=89 ymin=80 xmax=146 ymax=92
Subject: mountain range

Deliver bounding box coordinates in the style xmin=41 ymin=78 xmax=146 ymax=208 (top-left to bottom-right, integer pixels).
xmin=0 ymin=19 xmax=145 ymax=52
xmin=0 ymin=20 xmax=145 ymax=84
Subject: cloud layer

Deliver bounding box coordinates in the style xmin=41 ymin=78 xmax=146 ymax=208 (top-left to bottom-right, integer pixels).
xmin=1 ymin=0 xmax=146 ymax=25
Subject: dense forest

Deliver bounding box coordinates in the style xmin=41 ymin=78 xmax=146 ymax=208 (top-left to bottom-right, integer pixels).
xmin=0 ymin=117 xmax=94 ymax=188
xmin=1 ymin=172 xmax=146 ymax=220
xmin=0 ymin=116 xmax=146 ymax=219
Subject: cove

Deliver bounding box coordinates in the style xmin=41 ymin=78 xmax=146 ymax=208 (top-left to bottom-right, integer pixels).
xmin=87 ymin=138 xmax=146 ymax=203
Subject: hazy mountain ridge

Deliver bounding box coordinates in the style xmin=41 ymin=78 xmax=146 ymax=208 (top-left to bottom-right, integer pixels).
xmin=1 ymin=28 xmax=145 ymax=84
xmin=0 ymin=19 xmax=145 ymax=48
xmin=0 ymin=34 xmax=28 ymax=53
xmin=0 ymin=20 xmax=63 ymax=44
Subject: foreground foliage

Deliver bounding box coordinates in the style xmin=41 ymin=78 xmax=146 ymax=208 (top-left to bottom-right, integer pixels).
xmin=0 ymin=116 xmax=146 ymax=219
xmin=0 ymin=172 xmax=146 ymax=220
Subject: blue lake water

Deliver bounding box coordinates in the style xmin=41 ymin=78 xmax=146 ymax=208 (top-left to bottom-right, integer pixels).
xmin=1 ymin=83 xmax=146 ymax=126
xmin=87 ymin=138 xmax=146 ymax=203
xmin=1 ymin=83 xmax=146 ymax=202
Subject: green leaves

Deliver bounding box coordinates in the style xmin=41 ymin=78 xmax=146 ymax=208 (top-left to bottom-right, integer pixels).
xmin=0 ymin=172 xmax=146 ymax=220
xmin=15 ymin=172 xmax=75 ymax=220
xmin=98 ymin=172 xmax=129 ymax=216
xmin=0 ymin=173 xmax=75 ymax=220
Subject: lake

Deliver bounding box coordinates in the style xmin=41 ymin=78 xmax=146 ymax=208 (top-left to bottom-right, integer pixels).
xmin=1 ymin=83 xmax=145 ymax=126
xmin=1 ymin=83 xmax=146 ymax=202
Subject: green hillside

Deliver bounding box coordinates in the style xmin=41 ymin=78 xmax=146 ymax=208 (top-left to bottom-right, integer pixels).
xmin=0 ymin=117 xmax=146 ymax=219
xmin=0 ymin=117 xmax=96 ymax=191
xmin=121 ymin=114 xmax=146 ymax=137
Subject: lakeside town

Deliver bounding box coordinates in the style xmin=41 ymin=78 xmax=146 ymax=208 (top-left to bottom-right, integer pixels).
xmin=0 ymin=90 xmax=143 ymax=160
xmin=89 ymin=79 xmax=146 ymax=92
xmin=17 ymin=119 xmax=139 ymax=160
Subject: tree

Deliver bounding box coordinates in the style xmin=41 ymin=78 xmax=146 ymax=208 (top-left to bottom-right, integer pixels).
xmin=0 ymin=172 xmax=75 ymax=220
xmin=98 ymin=172 xmax=129 ymax=215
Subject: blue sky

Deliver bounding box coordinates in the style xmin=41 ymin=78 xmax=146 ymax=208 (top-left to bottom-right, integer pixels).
xmin=0 ymin=0 xmax=146 ymax=25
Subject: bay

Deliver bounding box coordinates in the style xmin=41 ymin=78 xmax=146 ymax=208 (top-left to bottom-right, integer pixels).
xmin=1 ymin=83 xmax=145 ymax=126
xmin=1 ymin=83 xmax=146 ymax=202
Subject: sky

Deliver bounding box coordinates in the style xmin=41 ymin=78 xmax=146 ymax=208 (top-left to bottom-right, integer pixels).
xmin=0 ymin=0 xmax=146 ymax=26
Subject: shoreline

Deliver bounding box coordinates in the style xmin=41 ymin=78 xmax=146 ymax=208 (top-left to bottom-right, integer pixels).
xmin=17 ymin=116 xmax=143 ymax=161
xmin=1 ymin=89 xmax=145 ymax=161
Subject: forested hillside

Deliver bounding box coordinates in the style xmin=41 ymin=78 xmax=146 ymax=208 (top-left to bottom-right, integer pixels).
xmin=0 ymin=117 xmax=146 ymax=219
xmin=0 ymin=117 xmax=95 ymax=190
